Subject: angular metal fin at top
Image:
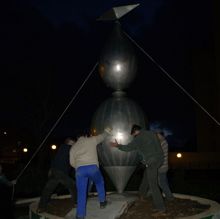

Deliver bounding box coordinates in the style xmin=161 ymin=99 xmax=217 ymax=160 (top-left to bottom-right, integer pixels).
xmin=97 ymin=4 xmax=140 ymax=21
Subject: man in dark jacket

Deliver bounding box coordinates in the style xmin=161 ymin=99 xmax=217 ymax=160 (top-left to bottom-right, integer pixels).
xmin=139 ymin=131 xmax=174 ymax=202
xmin=38 ymin=137 xmax=77 ymax=213
xmin=111 ymin=124 xmax=166 ymax=216
xmin=0 ymin=164 xmax=16 ymax=219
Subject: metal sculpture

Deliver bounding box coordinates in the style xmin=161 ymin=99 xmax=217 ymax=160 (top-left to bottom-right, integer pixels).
xmin=91 ymin=4 xmax=146 ymax=193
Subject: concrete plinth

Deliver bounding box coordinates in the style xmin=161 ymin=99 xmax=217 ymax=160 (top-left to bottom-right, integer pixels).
xmin=29 ymin=193 xmax=137 ymax=219
xmin=173 ymin=193 xmax=220 ymax=219
xmin=29 ymin=193 xmax=220 ymax=219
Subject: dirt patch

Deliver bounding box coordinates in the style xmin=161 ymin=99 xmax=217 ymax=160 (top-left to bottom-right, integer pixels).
xmin=41 ymin=196 xmax=210 ymax=219
xmin=45 ymin=198 xmax=75 ymax=217
xmin=119 ymin=198 xmax=210 ymax=219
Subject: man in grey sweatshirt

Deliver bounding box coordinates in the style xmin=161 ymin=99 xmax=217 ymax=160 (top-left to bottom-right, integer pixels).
xmin=111 ymin=124 xmax=166 ymax=216
xmin=139 ymin=132 xmax=174 ymax=201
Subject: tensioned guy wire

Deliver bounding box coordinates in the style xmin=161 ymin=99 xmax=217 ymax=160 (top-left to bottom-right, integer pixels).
xmin=124 ymin=31 xmax=220 ymax=126
xmin=11 ymin=183 xmax=15 ymax=201
xmin=14 ymin=62 xmax=98 ymax=185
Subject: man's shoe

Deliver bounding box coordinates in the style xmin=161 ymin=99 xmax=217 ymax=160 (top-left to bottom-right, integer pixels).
xmin=75 ymin=216 xmax=85 ymax=219
xmin=100 ymin=200 xmax=107 ymax=209
xmin=36 ymin=206 xmax=46 ymax=213
xmin=138 ymin=195 xmax=145 ymax=202
xmin=151 ymin=210 xmax=167 ymax=217
xmin=166 ymin=196 xmax=175 ymax=201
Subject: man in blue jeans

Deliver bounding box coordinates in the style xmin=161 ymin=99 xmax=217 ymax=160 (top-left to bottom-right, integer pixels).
xmin=69 ymin=128 xmax=112 ymax=219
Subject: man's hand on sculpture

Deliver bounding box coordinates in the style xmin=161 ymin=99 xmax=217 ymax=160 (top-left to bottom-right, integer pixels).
xmin=110 ymin=139 xmax=119 ymax=147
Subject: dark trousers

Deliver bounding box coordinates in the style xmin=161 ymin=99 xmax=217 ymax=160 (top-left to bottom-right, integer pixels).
xmin=158 ymin=171 xmax=174 ymax=199
xmin=38 ymin=168 xmax=76 ymax=208
xmin=139 ymin=157 xmax=165 ymax=211
xmin=140 ymin=171 xmax=174 ymax=200
xmin=0 ymin=184 xmax=14 ymax=219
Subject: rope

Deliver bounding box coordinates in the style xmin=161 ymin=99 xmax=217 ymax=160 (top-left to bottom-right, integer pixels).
xmin=14 ymin=62 xmax=98 ymax=186
xmin=124 ymin=31 xmax=220 ymax=126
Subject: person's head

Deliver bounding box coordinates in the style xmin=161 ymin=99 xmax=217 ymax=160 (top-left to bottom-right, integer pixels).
xmin=158 ymin=131 xmax=164 ymax=136
xmin=156 ymin=131 xmax=165 ymax=141
xmin=64 ymin=137 xmax=75 ymax=146
xmin=130 ymin=124 xmax=142 ymax=136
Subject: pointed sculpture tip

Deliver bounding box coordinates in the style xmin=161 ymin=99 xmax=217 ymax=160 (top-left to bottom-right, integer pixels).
xmin=97 ymin=3 xmax=140 ymax=21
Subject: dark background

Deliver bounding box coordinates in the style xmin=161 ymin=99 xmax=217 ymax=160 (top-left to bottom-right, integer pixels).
xmin=1 ymin=0 xmax=214 ymax=152
xmin=1 ymin=3 xmax=220 ymax=215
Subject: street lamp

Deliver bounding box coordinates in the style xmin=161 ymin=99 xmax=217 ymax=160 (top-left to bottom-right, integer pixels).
xmin=177 ymin=153 xmax=182 ymax=158
xmin=23 ymin=148 xmax=28 ymax=153
xmin=51 ymin=144 xmax=57 ymax=150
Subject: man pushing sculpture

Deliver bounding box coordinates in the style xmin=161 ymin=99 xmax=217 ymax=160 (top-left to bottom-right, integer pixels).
xmin=69 ymin=127 xmax=112 ymax=219
xmin=111 ymin=124 xmax=168 ymax=216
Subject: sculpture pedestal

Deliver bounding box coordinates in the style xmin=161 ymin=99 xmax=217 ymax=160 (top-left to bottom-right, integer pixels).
xmin=29 ymin=192 xmax=220 ymax=219
xmin=29 ymin=193 xmax=137 ymax=219
xmin=173 ymin=193 xmax=220 ymax=219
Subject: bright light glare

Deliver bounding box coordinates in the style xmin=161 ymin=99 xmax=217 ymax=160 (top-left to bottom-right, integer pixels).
xmin=177 ymin=153 xmax=182 ymax=158
xmin=51 ymin=144 xmax=57 ymax=150
xmin=115 ymin=64 xmax=122 ymax=72
xmin=23 ymin=148 xmax=28 ymax=153
xmin=3 ymin=131 xmax=7 ymax=135
xmin=116 ymin=132 xmax=124 ymax=144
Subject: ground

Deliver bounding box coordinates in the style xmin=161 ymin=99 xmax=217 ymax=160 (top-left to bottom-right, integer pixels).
xmin=119 ymin=197 xmax=210 ymax=219
xmin=33 ymin=196 xmax=210 ymax=219
xmin=45 ymin=198 xmax=74 ymax=217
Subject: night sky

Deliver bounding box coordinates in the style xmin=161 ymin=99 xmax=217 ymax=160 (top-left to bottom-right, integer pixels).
xmin=0 ymin=0 xmax=215 ymax=151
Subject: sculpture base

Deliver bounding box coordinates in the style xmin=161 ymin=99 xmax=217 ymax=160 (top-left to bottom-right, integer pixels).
xmin=29 ymin=193 xmax=220 ymax=219
xmin=120 ymin=193 xmax=220 ymax=219
xmin=29 ymin=193 xmax=137 ymax=219
xmin=104 ymin=166 xmax=137 ymax=193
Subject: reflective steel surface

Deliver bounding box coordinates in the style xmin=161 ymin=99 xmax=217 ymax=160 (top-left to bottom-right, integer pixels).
xmin=97 ymin=4 xmax=140 ymax=21
xmin=95 ymin=11 xmax=145 ymax=193
xmin=98 ymin=22 xmax=137 ymax=91
xmin=104 ymin=166 xmax=137 ymax=193
xmin=91 ymin=92 xmax=146 ymax=192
